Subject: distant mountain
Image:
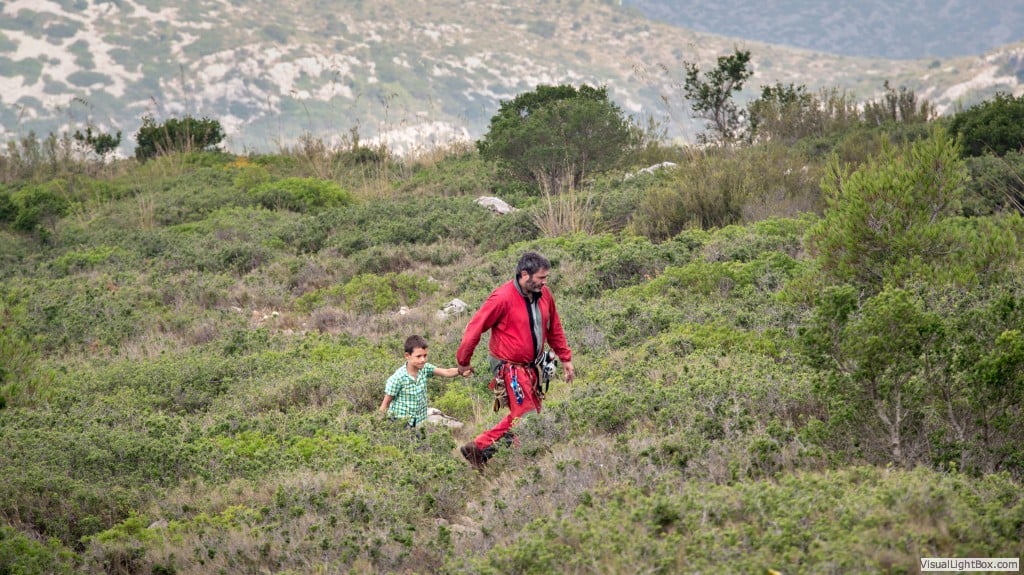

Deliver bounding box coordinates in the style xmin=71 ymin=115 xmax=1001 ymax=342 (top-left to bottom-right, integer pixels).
xmin=1 ymin=0 xmax=1023 ymax=155
xmin=623 ymin=0 xmax=1024 ymax=60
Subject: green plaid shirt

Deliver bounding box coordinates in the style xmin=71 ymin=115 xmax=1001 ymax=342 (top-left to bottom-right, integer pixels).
xmin=384 ymin=363 xmax=435 ymax=424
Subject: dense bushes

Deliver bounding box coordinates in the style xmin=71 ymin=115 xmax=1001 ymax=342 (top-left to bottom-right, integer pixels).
xmin=949 ymin=91 xmax=1024 ymax=157
xmin=468 ymin=466 xmax=1024 ymax=574
xmin=627 ymin=144 xmax=822 ymax=240
xmin=250 ymin=177 xmax=353 ymax=212
xmin=1 ymin=100 xmax=1023 ymax=574
xmin=800 ymin=126 xmax=1024 ymax=475
xmin=0 ymin=525 xmax=77 ymax=574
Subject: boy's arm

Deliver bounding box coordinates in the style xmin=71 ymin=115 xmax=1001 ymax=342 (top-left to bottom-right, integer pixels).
xmin=379 ymin=395 xmax=393 ymax=413
xmin=433 ymin=367 xmax=462 ymax=378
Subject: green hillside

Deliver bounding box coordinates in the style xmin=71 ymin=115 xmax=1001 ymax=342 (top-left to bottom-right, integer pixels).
xmin=1 ymin=86 xmax=1023 ymax=574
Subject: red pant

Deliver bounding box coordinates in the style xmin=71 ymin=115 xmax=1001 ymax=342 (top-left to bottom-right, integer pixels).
xmin=474 ymin=364 xmax=540 ymax=450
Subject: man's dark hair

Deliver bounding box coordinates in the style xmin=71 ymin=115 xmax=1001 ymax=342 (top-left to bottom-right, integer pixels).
xmin=404 ymin=334 xmax=428 ymax=354
xmin=516 ymin=251 xmax=551 ymax=277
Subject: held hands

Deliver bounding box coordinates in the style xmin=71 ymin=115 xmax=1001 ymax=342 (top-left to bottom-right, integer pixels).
xmin=457 ymin=362 xmax=567 ymax=380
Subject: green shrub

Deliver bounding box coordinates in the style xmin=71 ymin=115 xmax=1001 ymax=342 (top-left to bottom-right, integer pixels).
xmin=7 ymin=274 xmax=156 ymax=352
xmin=295 ymin=284 xmax=344 ymax=313
xmin=806 ymin=125 xmax=967 ymax=292
xmin=0 ymin=525 xmax=78 ymax=575
xmin=231 ymin=162 xmax=272 ymax=192
xmin=320 ymin=196 xmax=537 ymax=255
xmin=10 ymin=179 xmax=72 ymax=233
xmin=144 ymin=166 xmax=252 ymax=226
xmin=49 ymin=245 xmax=136 ymax=276
xmin=515 ymin=232 xmax=688 ymax=298
xmin=801 ymin=278 xmax=1024 ymax=475
xmin=341 ymin=272 xmax=438 ymax=314
xmin=477 ymin=84 xmax=633 ymax=192
xmin=962 ymin=151 xmax=1024 ymax=216
xmin=397 ymin=149 xmax=500 ymax=197
xmin=431 ymin=380 xmax=479 ymax=421
xmin=0 ymin=302 xmax=53 ymax=408
xmin=252 ymin=177 xmax=354 ymax=213
xmin=0 ymin=188 xmax=16 ymax=223
xmin=949 ymin=91 xmax=1024 ymax=157
xmin=134 ymin=115 xmax=226 ymax=160
xmin=701 ymin=216 xmax=813 ymax=262
xmin=629 ymin=145 xmax=819 ymax=240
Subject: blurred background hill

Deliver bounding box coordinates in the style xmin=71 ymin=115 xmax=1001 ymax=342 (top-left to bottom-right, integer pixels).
xmin=1 ymin=0 xmax=1023 ymax=154
xmin=623 ymin=0 xmax=1024 ymax=59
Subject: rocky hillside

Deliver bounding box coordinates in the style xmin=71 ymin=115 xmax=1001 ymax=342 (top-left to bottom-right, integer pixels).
xmin=624 ymin=0 xmax=1024 ymax=60
xmin=1 ymin=0 xmax=1023 ymax=154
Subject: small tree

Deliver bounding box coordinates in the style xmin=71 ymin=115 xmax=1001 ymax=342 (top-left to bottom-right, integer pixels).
xmin=682 ymin=49 xmax=753 ymax=145
xmin=862 ymin=81 xmax=936 ymax=126
xmin=134 ymin=115 xmax=225 ymax=160
xmin=948 ymin=91 xmax=1024 ymax=157
xmin=72 ymin=126 xmax=122 ymax=162
xmin=806 ymin=125 xmax=967 ymax=291
xmin=477 ymin=84 xmax=633 ymax=194
xmin=747 ymin=82 xmax=815 ymax=144
xmin=747 ymin=83 xmax=862 ymax=145
xmin=801 ymin=285 xmax=942 ymax=467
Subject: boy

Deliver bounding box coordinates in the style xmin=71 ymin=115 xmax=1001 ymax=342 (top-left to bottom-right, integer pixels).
xmin=379 ymin=334 xmax=464 ymax=427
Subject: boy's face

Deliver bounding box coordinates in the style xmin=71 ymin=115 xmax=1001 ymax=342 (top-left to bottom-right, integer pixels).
xmin=405 ymin=347 xmax=428 ymax=370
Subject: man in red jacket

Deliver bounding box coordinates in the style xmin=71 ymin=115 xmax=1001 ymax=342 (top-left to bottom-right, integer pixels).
xmin=456 ymin=251 xmax=575 ymax=471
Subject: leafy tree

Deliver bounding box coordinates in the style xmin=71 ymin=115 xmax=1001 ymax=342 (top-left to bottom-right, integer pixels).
xmin=477 ymin=84 xmax=633 ymax=194
xmin=72 ymin=126 xmax=122 ymax=161
xmin=134 ymin=115 xmax=225 ymax=160
xmin=948 ymin=91 xmax=1024 ymax=157
xmin=747 ymin=83 xmax=862 ymax=145
xmin=953 ymin=304 xmax=1024 ymax=472
xmin=804 ymin=287 xmax=941 ymax=466
xmin=862 ymin=81 xmax=936 ymax=126
xmin=747 ymin=82 xmax=815 ymax=144
xmin=682 ymin=48 xmax=753 ymax=144
xmin=805 ymin=125 xmax=966 ymax=291
xmin=801 ymin=284 xmax=945 ymax=467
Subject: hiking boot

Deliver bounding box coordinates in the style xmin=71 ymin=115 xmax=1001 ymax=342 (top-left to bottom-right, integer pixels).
xmin=460 ymin=442 xmax=487 ymax=472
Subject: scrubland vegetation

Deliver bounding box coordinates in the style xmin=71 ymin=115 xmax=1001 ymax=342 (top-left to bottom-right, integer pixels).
xmin=1 ymin=78 xmax=1023 ymax=574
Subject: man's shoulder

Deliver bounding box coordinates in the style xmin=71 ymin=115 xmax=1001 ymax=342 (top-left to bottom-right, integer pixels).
xmin=494 ymin=280 xmax=518 ymax=297
xmin=480 ymin=280 xmax=517 ymax=305
xmin=540 ymin=285 xmax=557 ymax=302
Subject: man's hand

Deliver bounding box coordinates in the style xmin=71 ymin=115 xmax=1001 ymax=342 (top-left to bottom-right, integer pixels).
xmin=457 ymin=364 xmax=474 ymax=377
xmin=563 ymin=360 xmax=575 ymax=383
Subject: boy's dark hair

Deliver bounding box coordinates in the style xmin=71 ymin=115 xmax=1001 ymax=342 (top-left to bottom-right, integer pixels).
xmin=404 ymin=334 xmax=429 ymax=354
xmin=516 ymin=251 xmax=550 ymax=277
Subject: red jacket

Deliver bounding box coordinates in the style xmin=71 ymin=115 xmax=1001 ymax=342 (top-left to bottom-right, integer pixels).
xmin=457 ymin=279 xmax=572 ymax=367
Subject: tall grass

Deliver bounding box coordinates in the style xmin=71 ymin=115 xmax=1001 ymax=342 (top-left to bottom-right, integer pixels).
xmin=532 ymin=180 xmax=595 ymax=236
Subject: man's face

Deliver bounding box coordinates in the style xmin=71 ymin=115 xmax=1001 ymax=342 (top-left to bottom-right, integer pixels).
xmin=406 ymin=347 xmax=428 ymax=370
xmin=520 ymin=268 xmax=549 ymax=294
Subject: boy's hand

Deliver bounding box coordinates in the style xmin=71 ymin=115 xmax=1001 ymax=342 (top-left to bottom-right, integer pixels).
xmin=457 ymin=364 xmax=474 ymax=377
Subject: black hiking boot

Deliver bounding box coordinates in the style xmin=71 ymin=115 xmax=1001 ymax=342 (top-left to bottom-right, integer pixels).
xmin=460 ymin=442 xmax=487 ymax=472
